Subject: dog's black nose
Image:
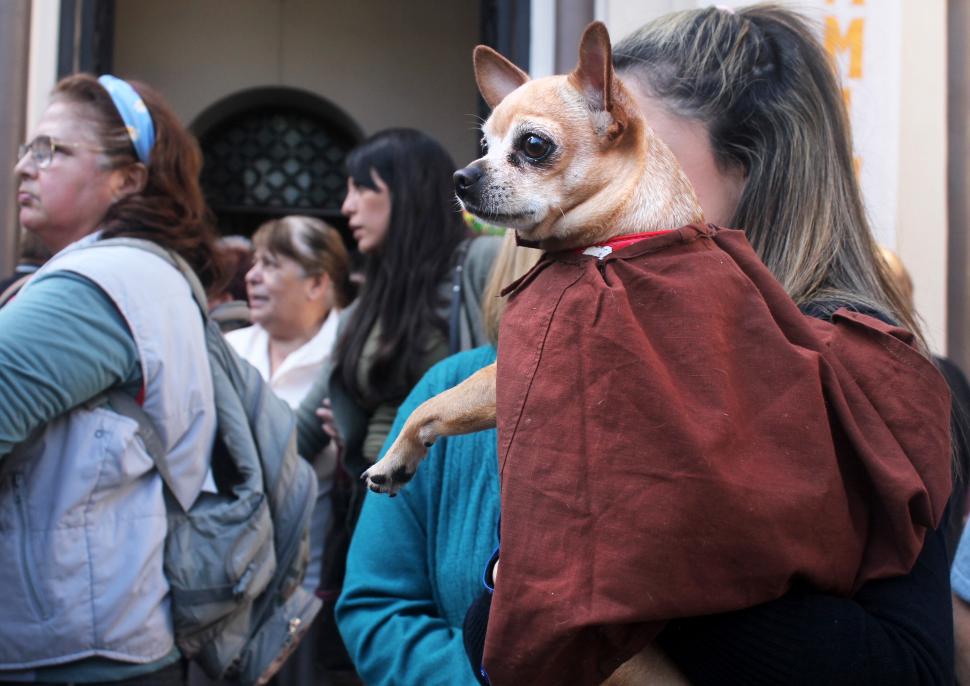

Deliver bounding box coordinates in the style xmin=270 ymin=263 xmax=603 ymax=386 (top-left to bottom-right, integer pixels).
xmin=454 ymin=165 xmax=483 ymax=197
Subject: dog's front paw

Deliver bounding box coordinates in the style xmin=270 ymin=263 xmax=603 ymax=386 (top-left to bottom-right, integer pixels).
xmin=362 ymin=428 xmax=433 ymax=496
xmin=361 ymin=460 xmax=417 ymax=497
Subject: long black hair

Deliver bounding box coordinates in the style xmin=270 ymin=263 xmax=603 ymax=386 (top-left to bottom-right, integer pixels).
xmin=333 ymin=128 xmax=468 ymax=407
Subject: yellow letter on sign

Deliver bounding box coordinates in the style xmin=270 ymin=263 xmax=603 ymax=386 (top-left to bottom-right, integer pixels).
xmin=825 ymin=16 xmax=864 ymax=79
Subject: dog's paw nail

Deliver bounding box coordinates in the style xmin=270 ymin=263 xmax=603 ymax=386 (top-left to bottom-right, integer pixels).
xmin=367 ymin=483 xmax=383 ymax=494
xmin=389 ymin=492 xmax=397 ymax=498
xmin=424 ymin=441 xmax=433 ymax=448
xmin=369 ymin=473 xmax=387 ymax=485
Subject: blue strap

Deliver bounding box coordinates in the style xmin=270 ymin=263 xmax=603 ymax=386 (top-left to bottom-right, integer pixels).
xmin=98 ymin=74 xmax=156 ymax=164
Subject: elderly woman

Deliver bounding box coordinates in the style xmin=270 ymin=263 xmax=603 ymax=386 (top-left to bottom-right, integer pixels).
xmin=227 ymin=216 xmax=352 ymax=408
xmin=0 ymin=74 xmax=221 ymax=685
xmin=225 ymin=215 xmax=352 ymax=686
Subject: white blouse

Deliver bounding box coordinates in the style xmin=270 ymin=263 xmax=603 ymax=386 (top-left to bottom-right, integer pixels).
xmin=225 ymin=309 xmax=340 ymax=409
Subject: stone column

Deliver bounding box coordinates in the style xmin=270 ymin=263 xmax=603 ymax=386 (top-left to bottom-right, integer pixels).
xmin=0 ymin=0 xmax=31 ymax=276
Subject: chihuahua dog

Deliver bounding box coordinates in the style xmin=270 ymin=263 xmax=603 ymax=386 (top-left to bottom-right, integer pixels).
xmin=362 ymin=21 xmax=702 ymax=495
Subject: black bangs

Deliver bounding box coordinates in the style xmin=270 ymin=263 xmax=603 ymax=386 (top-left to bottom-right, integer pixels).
xmin=345 ymin=136 xmax=396 ymax=190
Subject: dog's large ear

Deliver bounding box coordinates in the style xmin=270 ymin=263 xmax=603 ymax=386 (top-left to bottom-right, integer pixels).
xmin=474 ymin=45 xmax=530 ymax=109
xmin=570 ymin=21 xmax=627 ymax=140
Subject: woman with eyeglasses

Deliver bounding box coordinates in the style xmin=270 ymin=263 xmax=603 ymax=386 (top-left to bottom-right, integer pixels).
xmin=0 ymin=74 xmax=222 ymax=685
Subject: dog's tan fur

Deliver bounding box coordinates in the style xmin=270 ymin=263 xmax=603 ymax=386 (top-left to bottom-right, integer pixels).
xmin=361 ymin=23 xmax=699 ymax=683
xmin=362 ymin=21 xmax=701 ymax=494
xmin=465 ymin=26 xmax=701 ymax=252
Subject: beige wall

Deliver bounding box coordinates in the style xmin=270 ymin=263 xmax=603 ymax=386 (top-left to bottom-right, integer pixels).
xmin=26 ymin=0 xmax=60 ymax=132
xmin=113 ymin=0 xmax=482 ymax=166
xmin=896 ymin=0 xmax=947 ymax=353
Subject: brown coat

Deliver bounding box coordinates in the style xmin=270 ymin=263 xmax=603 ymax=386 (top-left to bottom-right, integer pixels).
xmin=485 ymin=225 xmax=951 ymax=686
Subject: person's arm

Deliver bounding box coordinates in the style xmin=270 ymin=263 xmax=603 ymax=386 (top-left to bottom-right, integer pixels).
xmin=658 ymin=521 xmax=954 ymax=686
xmin=295 ymin=371 xmax=331 ymax=458
xmin=335 ymin=377 xmax=477 ymax=685
xmin=336 ymin=487 xmax=480 ymax=686
xmin=0 ymin=272 xmax=140 ymax=456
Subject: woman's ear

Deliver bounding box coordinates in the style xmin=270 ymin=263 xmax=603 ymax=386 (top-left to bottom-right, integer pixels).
xmin=112 ymin=162 xmax=149 ymax=201
xmin=306 ymin=272 xmax=332 ymax=304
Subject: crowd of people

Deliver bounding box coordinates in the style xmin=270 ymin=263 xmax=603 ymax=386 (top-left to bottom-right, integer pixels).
xmin=0 ymin=4 xmax=969 ymax=686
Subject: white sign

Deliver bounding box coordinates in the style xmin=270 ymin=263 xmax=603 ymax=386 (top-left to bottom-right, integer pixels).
xmin=706 ymin=0 xmax=902 ymax=246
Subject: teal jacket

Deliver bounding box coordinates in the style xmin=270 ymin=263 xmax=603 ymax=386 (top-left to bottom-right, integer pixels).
xmin=335 ymin=346 xmax=499 ymax=686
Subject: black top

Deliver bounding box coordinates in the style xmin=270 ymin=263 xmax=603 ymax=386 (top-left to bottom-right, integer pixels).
xmin=463 ymin=301 xmax=957 ymax=685
xmin=660 ymin=302 xmax=955 ymax=684
xmin=658 ymin=517 xmax=953 ymax=685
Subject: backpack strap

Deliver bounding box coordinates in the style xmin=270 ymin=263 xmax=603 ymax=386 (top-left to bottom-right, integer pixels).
xmin=84 ymin=237 xmax=211 ymax=318
xmin=0 ymin=273 xmax=32 ymax=308
xmin=77 ymin=237 xmax=210 ymax=513
xmin=83 ymin=389 xmax=190 ymax=512
xmin=449 ymin=238 xmax=473 ymax=354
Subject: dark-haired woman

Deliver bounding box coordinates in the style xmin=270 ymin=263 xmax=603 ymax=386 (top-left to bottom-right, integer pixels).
xmin=0 ymin=75 xmax=221 ymax=684
xmin=297 ymin=128 xmax=499 ymax=474
xmin=295 ymin=128 xmax=499 ymax=677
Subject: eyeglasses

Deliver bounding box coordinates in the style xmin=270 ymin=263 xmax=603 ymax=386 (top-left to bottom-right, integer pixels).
xmin=17 ymin=135 xmax=107 ymax=169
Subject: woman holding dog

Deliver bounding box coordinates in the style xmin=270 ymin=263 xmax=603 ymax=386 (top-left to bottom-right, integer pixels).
xmin=342 ymin=6 xmax=954 ymax=686
xmin=0 ymin=74 xmax=220 ymax=684
xmin=608 ymin=7 xmax=953 ymax=684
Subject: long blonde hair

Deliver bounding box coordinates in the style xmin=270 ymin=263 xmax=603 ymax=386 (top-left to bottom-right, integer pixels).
xmin=613 ymin=5 xmax=921 ymax=339
xmin=482 ymin=231 xmax=543 ymax=344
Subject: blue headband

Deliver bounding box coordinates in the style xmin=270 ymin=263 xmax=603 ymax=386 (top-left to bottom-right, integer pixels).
xmin=97 ymin=74 xmax=155 ymax=164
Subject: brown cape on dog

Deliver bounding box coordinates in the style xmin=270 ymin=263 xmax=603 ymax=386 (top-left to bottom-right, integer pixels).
xmin=485 ymin=225 xmax=951 ymax=686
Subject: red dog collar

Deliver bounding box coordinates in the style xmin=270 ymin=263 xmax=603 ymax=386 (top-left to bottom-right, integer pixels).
xmin=579 ymin=230 xmax=670 ymax=257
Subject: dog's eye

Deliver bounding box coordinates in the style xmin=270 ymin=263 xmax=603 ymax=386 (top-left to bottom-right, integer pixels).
xmin=480 ymin=137 xmax=489 ymax=155
xmin=521 ymin=134 xmax=553 ymax=162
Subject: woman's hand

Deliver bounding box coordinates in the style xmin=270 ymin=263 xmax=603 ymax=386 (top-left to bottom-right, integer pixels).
xmin=316 ymin=398 xmax=342 ymax=445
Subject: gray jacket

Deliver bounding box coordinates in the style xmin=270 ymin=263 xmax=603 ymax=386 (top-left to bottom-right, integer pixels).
xmin=0 ymin=239 xmax=215 ymax=668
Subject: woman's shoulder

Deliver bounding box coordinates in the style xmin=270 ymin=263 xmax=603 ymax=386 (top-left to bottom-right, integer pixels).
xmin=224 ymin=323 xmax=265 ymax=354
xmin=414 ymin=346 xmax=497 ymax=398
xmin=429 ymin=345 xmax=497 ymax=378
xmin=224 ymin=323 xmax=257 ymax=341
